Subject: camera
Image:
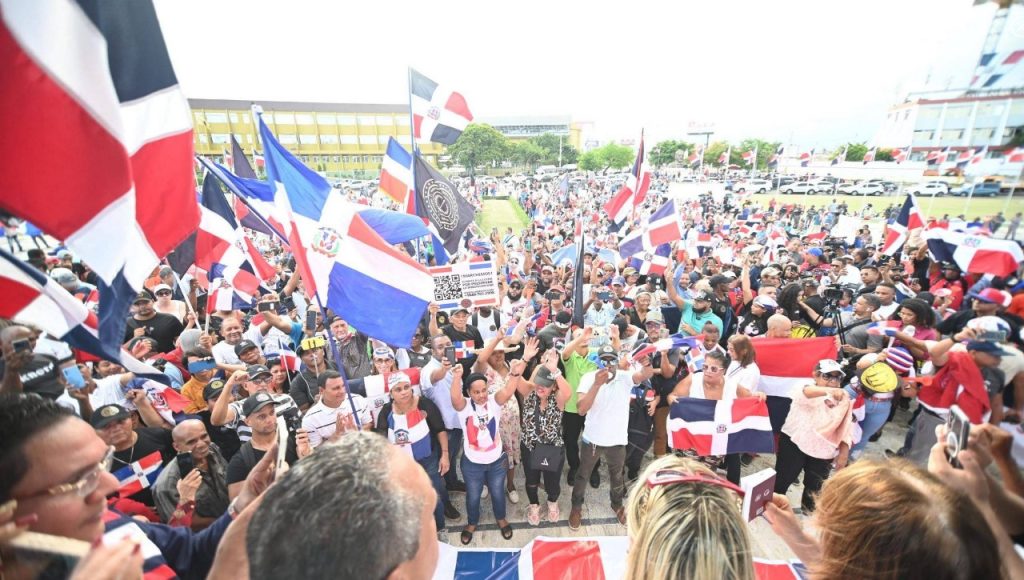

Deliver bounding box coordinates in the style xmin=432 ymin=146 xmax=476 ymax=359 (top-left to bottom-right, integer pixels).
xmin=945 ymin=405 xmax=970 ymax=469
xmin=275 ymin=397 xmax=302 ymax=435
xmin=821 ymin=286 xmax=844 ymax=303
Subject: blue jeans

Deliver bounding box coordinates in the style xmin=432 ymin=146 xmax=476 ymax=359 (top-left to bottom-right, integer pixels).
xmin=461 ymin=453 xmax=507 ymax=525
xmin=444 ymin=429 xmax=463 ymax=486
xmin=416 ymin=446 xmax=446 ymax=532
xmin=846 ymin=387 xmax=892 ymax=456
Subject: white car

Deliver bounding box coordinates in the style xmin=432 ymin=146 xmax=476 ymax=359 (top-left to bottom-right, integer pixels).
xmin=910 ymin=182 xmax=949 ymax=196
xmin=836 ymin=182 xmax=857 ymax=195
xmin=851 ymin=182 xmax=885 ymax=196
xmin=733 ymin=179 xmax=772 ymax=193
xmin=781 ymin=180 xmax=832 ymax=194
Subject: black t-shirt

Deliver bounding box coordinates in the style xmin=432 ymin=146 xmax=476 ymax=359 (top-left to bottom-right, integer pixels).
xmin=736 ymin=303 xmax=768 ymax=338
xmin=442 ymin=324 xmax=484 ymax=374
xmin=199 ymin=411 xmax=242 ymax=462
xmin=0 ymin=354 xmax=63 ymax=400
xmin=374 ymin=396 xmax=446 ymax=453
xmin=226 ymin=437 xmax=298 ymax=485
xmin=109 ymin=427 xmax=174 ymax=506
xmin=124 ymin=313 xmax=184 ymax=353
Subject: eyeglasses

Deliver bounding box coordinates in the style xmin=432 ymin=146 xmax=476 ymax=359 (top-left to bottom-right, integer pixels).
xmin=250 ymin=376 xmax=272 ymax=385
xmin=155 ymin=291 xmax=172 ymax=296
xmin=18 ymin=446 xmax=114 ymax=500
xmin=646 ymin=469 xmax=744 ymax=497
xmin=704 ymin=366 xmax=723 ymax=373
xmin=822 ymin=372 xmax=843 ymax=381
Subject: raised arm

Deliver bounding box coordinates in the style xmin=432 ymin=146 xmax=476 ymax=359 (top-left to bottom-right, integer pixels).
xmin=496 ymin=360 xmax=524 ymax=406
xmin=665 ymin=260 xmax=686 ymax=309
xmin=211 ymin=370 xmax=248 ymax=426
xmin=449 ymin=364 xmax=467 ymax=412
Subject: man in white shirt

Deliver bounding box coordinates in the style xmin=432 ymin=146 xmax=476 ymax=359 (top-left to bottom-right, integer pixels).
xmin=872 ymin=282 xmax=900 ymax=321
xmin=420 ymin=334 xmax=466 ymax=493
xmin=302 ymin=370 xmax=372 ymax=448
xmin=568 ymin=345 xmax=650 ymax=530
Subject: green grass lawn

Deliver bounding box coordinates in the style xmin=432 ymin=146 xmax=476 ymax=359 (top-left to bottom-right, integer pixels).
xmin=476 ymin=198 xmax=530 ymax=235
xmin=746 ymin=192 xmax=1022 ymax=220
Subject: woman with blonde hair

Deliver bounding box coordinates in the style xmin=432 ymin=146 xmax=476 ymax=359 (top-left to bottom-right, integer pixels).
xmin=625 ymin=455 xmax=755 ymax=580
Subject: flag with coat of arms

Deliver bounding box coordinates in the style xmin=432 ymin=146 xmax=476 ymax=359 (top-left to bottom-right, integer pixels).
xmin=112 ymin=450 xmax=164 ymax=497
xmin=409 ymin=68 xmax=473 ymax=145
xmin=668 ymin=397 xmax=775 ymax=456
xmin=628 ymin=243 xmax=672 ymax=276
xmin=617 ymin=200 xmax=684 ymax=258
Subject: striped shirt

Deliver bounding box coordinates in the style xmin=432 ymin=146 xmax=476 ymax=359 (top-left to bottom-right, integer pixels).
xmin=302 ymin=395 xmax=372 ymax=448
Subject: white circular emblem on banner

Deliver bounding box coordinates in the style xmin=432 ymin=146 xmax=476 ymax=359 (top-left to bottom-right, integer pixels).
xmin=423 ymin=178 xmax=459 ymax=231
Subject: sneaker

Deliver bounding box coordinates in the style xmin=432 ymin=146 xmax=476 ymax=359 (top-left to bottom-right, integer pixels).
xmin=444 ymin=502 xmax=461 ymax=520
xmin=507 ymin=488 xmax=520 ymax=504
xmin=615 ymin=507 xmax=627 ymax=526
xmin=868 ymin=428 xmax=883 ymax=442
xmin=568 ymin=506 xmax=583 ymax=531
xmin=482 ymin=486 xmax=489 ymax=499
xmin=547 ymin=501 xmax=560 ymax=523
xmin=566 ymin=467 xmax=578 ymax=486
xmin=884 ymin=448 xmax=905 ymax=459
xmin=527 ymin=504 xmax=541 ymax=526
xmin=446 ymin=480 xmax=467 ymax=493
xmin=437 ymin=529 xmax=450 ymax=544
xmin=589 ymin=469 xmax=600 ymax=489
xmin=740 ymin=453 xmax=754 ymax=466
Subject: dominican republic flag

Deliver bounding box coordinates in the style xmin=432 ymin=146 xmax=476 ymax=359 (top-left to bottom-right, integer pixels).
xmin=363 ymin=371 xmax=422 ymax=423
xmin=718 ymin=146 xmax=731 ymax=165
xmin=668 ymin=397 xmax=774 ymax=455
xmin=862 ymin=147 xmax=877 ymax=164
xmin=0 ymin=250 xmax=172 ymax=383
xmin=380 ymin=137 xmax=415 ymax=207
xmin=926 ymin=147 xmax=952 ymax=165
xmin=0 ymin=0 xmax=199 ymax=360
xmin=892 ymin=146 xmax=910 ymax=164
xmin=1004 ymin=147 xmax=1024 ymax=163
xmin=618 ymin=200 xmax=684 ymax=258
xmin=603 ymin=131 xmax=650 ymax=225
xmin=266 ymin=349 xmax=301 ymax=372
xmin=831 ymin=145 xmax=847 ymax=166
xmin=924 ymin=227 xmax=1024 ymax=277
xmin=465 ymin=403 xmax=499 ymax=454
xmin=799 ymin=149 xmax=814 ymax=167
xmin=102 ymin=511 xmax=176 ymax=580
xmin=468 ymin=239 xmax=495 ymax=255
xmin=632 ymin=334 xmax=704 ymax=361
xmin=409 ymin=68 xmax=473 ymax=145
xmin=971 ymin=49 xmax=1024 ymax=89
xmin=688 ymin=144 xmax=704 ymax=167
xmin=957 ymin=145 xmax=988 ymax=168
xmin=388 ymin=408 xmax=432 ymax=460
xmin=767 ymin=145 xmax=784 ymax=168
xmin=413 ymin=152 xmax=476 ymax=256
xmin=867 ymin=320 xmax=903 ymax=336
xmin=742 ymin=147 xmax=757 ymax=165
xmin=628 ymin=243 xmax=671 ymax=276
xmin=112 ymin=451 xmax=164 ymax=497
xmin=684 ymin=347 xmax=705 ymax=373
xmin=753 ymin=337 xmax=837 ymax=397
xmin=260 ymin=118 xmax=434 ymax=347
xmin=880 ymin=194 xmax=925 ymax=256
xmin=202 ymin=158 xmax=289 ymax=242
xmin=453 ymin=341 xmax=475 ymax=359
xmin=124 ymin=376 xmax=190 ymax=425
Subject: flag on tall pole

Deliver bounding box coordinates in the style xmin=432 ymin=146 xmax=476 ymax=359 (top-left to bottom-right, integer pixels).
xmin=380 ymin=137 xmax=415 ymax=209
xmin=602 ymin=131 xmax=650 ymax=225
xmin=926 ymin=147 xmax=952 ymax=166
xmin=880 ymin=194 xmax=925 ymax=256
xmin=1004 ymin=147 xmax=1024 ymax=163
xmin=409 ymin=69 xmax=473 ymax=145
xmin=412 ymin=153 xmax=476 ymax=255
xmin=831 ymin=145 xmax=847 ymax=166
xmin=259 ymin=117 xmax=435 ymax=346
xmin=618 ymin=200 xmax=684 ymax=258
xmin=799 ymin=149 xmax=814 ymax=167
xmin=231 ymin=135 xmax=258 ymax=180
xmin=571 ymin=233 xmax=586 ymax=329
xmin=892 ymin=146 xmax=910 ymax=164
xmin=718 ymin=146 xmax=731 ymax=166
xmin=0 ymin=0 xmax=199 ymax=357
xmin=862 ymin=147 xmax=877 ymax=164
xmin=767 ymin=145 xmax=784 ymax=168
xmin=742 ymin=148 xmax=757 ymax=165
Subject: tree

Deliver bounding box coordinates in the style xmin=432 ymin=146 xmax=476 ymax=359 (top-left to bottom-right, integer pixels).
xmin=511 ymin=141 xmax=545 ymax=170
xmin=738 ymin=138 xmax=781 ymax=170
xmin=704 ymin=141 xmax=731 ymax=167
xmin=578 ymin=150 xmax=602 ymax=172
xmin=649 ymin=140 xmax=691 ymax=167
xmin=446 ymin=123 xmax=510 ymax=177
xmin=875 ymin=148 xmax=894 ymax=162
xmin=843 ymin=143 xmax=869 ymax=162
xmin=527 ymin=133 xmax=579 ymax=166
xmin=578 ymin=143 xmax=636 ymax=173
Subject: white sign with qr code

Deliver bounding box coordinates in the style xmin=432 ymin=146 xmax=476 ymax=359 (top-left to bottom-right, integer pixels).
xmin=429 ymin=261 xmax=499 ymax=310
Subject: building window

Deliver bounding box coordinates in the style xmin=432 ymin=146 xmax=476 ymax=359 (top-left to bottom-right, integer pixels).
xmin=377 ymin=116 xmax=393 ymax=126
xmin=318 ymin=114 xmax=337 ymax=125
xmin=338 ymin=115 xmax=356 ymax=125
xmin=211 ymin=133 xmax=230 ymax=144
xmin=912 ymin=130 xmax=933 ymax=141
xmin=206 ymin=112 xmax=228 ymax=123
xmin=296 ymin=113 xmax=314 ymax=125
xmin=972 ymin=128 xmax=995 ymax=141
xmin=299 ymin=134 xmax=317 ymax=145
xmin=340 ymin=135 xmax=358 ymax=144
xmin=358 ymin=116 xmax=376 ymax=126
xmin=262 ymin=112 xmax=274 ymax=123
xmin=918 ymin=107 xmax=941 ymax=120
xmin=333 ymin=155 xmax=340 ymax=162
xmin=274 ymin=113 xmax=295 ymax=124
xmin=396 ymin=116 xmax=410 ymax=126
xmin=359 ymin=135 xmax=376 ymax=145
xmin=279 ymin=134 xmax=298 ymax=145
xmin=242 ymin=114 xmax=250 ymax=124
xmin=945 ymin=105 xmax=971 ymax=119
xmin=229 ymin=113 xmax=239 ymax=123
xmin=977 ymin=102 xmax=1004 ymax=117
xmin=939 ymin=129 xmax=963 ymax=142
xmin=197 ymin=133 xmax=208 ymax=144
xmin=320 ymin=134 xmax=339 ymax=144
xmin=378 ymin=135 xmax=392 ymax=144
xmin=1011 ymin=101 xmax=1024 ymax=116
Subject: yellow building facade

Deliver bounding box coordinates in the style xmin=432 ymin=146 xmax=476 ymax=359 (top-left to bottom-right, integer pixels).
xmin=189 ymin=98 xmax=443 ymax=177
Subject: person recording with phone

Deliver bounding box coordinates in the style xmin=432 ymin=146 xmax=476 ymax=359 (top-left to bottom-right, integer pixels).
xmin=0 ymin=325 xmax=67 ymax=401
xmin=225 ymin=391 xmax=311 ymax=500
xmin=154 ymin=419 xmax=229 ymax=530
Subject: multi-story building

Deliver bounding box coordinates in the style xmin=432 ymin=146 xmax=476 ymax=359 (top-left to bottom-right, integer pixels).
xmin=478 ymin=115 xmax=583 ymax=150
xmin=189 ymin=98 xmax=443 ymax=177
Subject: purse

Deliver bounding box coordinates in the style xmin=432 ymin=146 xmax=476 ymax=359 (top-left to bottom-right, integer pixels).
xmin=528 ymin=396 xmax=564 ymax=473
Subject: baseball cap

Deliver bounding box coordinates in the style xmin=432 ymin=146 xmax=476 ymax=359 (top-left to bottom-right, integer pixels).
xmin=554 ymin=310 xmax=572 ymax=328
xmin=611 ymin=276 xmax=626 ymax=286
xmin=623 ymin=267 xmax=638 ymax=277
xmin=722 ymin=270 xmax=738 ymax=279
xmin=753 ymin=295 xmax=778 ymax=310
xmin=387 ymin=372 xmax=411 ymax=388
xmin=966 ymin=316 xmax=1011 ymax=335
xmin=806 ymin=248 xmax=824 ymax=258
xmin=56 ymin=249 xmax=73 ymax=260
xmin=541 ymin=264 xmax=554 ymax=273
xmin=134 ymin=288 xmax=155 ymax=303
xmin=373 ymin=346 xmax=396 ymax=360
xmin=817 ymin=359 xmax=846 ymax=376
xmin=90 ymin=404 xmax=130 ymax=429
xmin=693 ymin=290 xmax=712 ymax=302
xmin=296 ymin=336 xmax=326 ymax=355
xmin=940 ymin=261 xmax=961 ymax=271
xmin=153 ymin=283 xmax=173 ymax=295
xmin=801 ymin=277 xmax=819 ymax=287
xmin=508 ymin=278 xmax=523 ymax=288
xmin=241 ymin=391 xmax=276 ymax=416
xmin=970 ymin=287 xmax=1011 ymax=307
xmin=645 ymin=309 xmax=664 ymax=325
xmin=597 ymin=344 xmax=618 ymax=361
xmin=234 ymin=340 xmax=259 ymax=357
xmin=709 ymin=274 xmax=731 ymax=287
xmin=451 ymin=307 xmax=471 ymax=316
xmin=966 ymin=341 xmax=1010 ymax=357
xmin=761 ymin=266 xmax=781 ymax=278
xmin=202 ymin=379 xmax=226 ymax=401
xmin=49 ymin=267 xmax=77 ymax=286
xmin=534 ymin=366 xmax=556 ymax=388
xmin=246 ymin=364 xmax=272 ymax=380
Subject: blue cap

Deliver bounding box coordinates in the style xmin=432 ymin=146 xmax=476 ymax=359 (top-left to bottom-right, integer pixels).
xmin=806 ymin=248 xmax=824 ymax=257
xmin=611 ymin=276 xmax=626 ymax=286
xmin=966 ymin=340 xmax=1009 ymax=357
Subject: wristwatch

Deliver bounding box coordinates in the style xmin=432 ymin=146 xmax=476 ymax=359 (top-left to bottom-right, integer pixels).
xmin=548 ymin=370 xmax=562 ymax=379
xmin=227 ymin=497 xmax=242 ymax=519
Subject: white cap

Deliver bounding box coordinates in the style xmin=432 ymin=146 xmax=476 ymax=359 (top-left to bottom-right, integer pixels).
xmin=817 ymin=359 xmax=846 ymax=376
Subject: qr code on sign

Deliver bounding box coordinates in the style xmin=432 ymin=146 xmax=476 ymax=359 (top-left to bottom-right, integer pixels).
xmin=433 ymin=275 xmax=463 ymax=301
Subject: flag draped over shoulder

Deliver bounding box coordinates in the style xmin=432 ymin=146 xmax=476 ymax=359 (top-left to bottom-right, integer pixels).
xmin=259 ymin=118 xmax=433 ymax=347
xmin=412 ymin=152 xmax=476 ymax=255
xmin=0 ymin=0 xmax=199 ymax=356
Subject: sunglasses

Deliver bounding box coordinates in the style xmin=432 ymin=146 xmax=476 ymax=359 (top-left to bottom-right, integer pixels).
xmin=646 ymin=469 xmax=744 ymax=497
xmin=704 ymin=365 xmax=723 ymax=373
xmin=822 ymin=372 xmax=843 ymax=380
xmin=155 ymin=290 xmax=172 ymax=296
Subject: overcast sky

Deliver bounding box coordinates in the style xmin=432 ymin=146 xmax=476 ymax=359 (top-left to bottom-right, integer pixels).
xmin=155 ymin=0 xmax=1006 ymax=149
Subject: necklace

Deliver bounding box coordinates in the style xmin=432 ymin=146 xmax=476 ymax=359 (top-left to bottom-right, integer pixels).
xmin=111 ymin=434 xmax=138 ymax=466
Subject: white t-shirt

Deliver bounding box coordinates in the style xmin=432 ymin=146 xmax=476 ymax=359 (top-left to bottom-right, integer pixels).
xmin=302 ymin=395 xmax=372 ymax=448
xmin=421 ymin=358 xmax=458 ymax=429
xmin=212 ymin=326 xmax=269 ymax=365
xmin=725 ymin=361 xmax=761 ymax=393
xmin=456 ymin=395 xmax=503 ymax=464
xmin=576 ymin=368 xmax=634 ymax=447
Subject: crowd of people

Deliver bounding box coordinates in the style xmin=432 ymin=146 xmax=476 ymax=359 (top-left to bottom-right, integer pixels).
xmin=1 ymin=171 xmax=1024 ymax=579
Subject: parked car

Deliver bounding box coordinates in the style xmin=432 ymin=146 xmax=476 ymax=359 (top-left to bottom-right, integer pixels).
xmin=836 ymin=182 xmax=858 ymax=195
xmin=772 ymin=176 xmax=796 ymax=189
xmin=734 ymin=179 xmax=772 ymax=194
xmin=851 ymin=182 xmax=885 ymax=196
xmin=781 ymin=180 xmax=832 ymax=194
xmin=910 ymin=182 xmax=950 ymax=196
xmin=951 ymin=182 xmax=1002 ymax=197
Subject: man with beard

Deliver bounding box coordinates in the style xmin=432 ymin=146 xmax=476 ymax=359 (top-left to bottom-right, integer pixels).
xmin=92 ymin=401 xmax=174 ymax=509
xmin=154 ymin=420 xmax=230 ymax=529
xmin=930 ymin=262 xmax=970 ymax=311
xmin=501 ymin=278 xmax=528 ymax=319
xmin=537 ymin=264 xmax=556 ymax=295
xmin=429 ymin=304 xmax=484 ymax=375
xmin=326 ymin=316 xmax=371 ymax=381
xmin=123 ymin=289 xmax=184 ymax=354
xmin=667 ymin=284 xmax=723 ymax=338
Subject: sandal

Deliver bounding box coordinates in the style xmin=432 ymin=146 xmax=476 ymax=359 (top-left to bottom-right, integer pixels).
xmin=460 ymin=527 xmax=474 ymax=545
xmin=500 ymin=522 xmax=513 ymax=540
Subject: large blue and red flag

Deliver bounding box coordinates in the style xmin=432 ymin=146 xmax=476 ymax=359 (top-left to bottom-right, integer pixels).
xmin=380 ymin=137 xmax=415 ymax=210
xmin=668 ymin=397 xmax=775 ymax=455
xmin=926 ymin=146 xmax=952 ymax=165
xmin=880 ymin=193 xmax=925 ymax=256
xmin=260 ymin=117 xmax=434 ymax=347
xmin=924 ymin=227 xmax=1024 ymax=278
xmin=628 ymin=243 xmax=672 ymax=276
xmin=618 ymin=200 xmax=684 ymax=258
xmin=603 ymin=131 xmax=650 ymax=225
xmin=971 ymin=49 xmax=1024 ymax=89
xmin=409 ymin=68 xmax=473 ymax=145
xmin=0 ymin=0 xmax=198 ymax=356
